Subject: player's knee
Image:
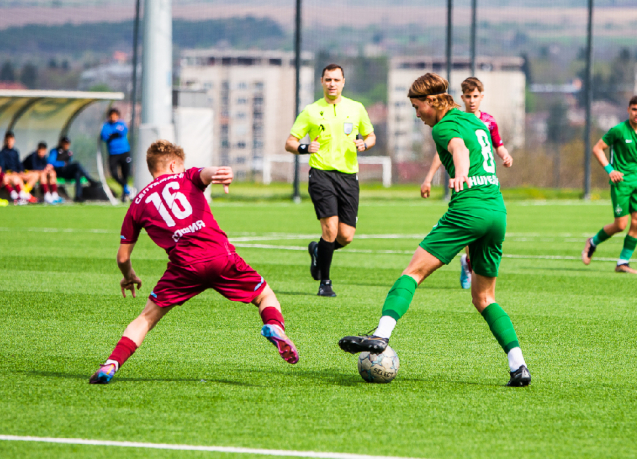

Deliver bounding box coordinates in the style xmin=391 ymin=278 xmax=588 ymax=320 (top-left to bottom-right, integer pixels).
xmin=617 ymin=219 xmax=628 ymax=231
xmin=322 ymin=227 xmax=338 ymax=241
xmin=338 ymin=233 xmax=354 ymax=245
xmin=471 ymin=293 xmax=491 ymax=312
xmin=253 ymin=284 xmax=279 ymax=308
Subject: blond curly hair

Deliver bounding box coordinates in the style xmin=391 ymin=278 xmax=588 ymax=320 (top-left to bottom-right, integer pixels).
xmin=146 ymin=140 xmax=186 ymax=173
xmin=407 ymin=73 xmax=460 ymax=111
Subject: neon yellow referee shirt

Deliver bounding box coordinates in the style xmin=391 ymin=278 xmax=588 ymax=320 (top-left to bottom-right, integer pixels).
xmin=290 ymin=96 xmax=374 ymax=174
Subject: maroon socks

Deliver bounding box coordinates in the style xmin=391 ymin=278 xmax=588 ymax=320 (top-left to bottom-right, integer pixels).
xmin=260 ymin=307 xmax=285 ymax=330
xmin=106 ymin=336 xmax=138 ymax=369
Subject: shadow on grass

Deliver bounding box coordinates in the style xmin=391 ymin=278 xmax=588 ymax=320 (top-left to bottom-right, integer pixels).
xmin=342 ymin=282 xmax=462 ymax=291
xmin=516 ymin=266 xmax=593 ymax=272
xmin=242 ymin=367 xmax=363 ymax=387
xmin=23 ymin=369 xmax=507 ymax=389
xmin=273 ymin=291 xmax=317 ymax=297
xmin=23 ymin=370 xmax=257 ymax=386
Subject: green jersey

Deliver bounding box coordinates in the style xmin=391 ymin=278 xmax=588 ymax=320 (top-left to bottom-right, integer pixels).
xmin=290 ymin=97 xmax=374 ymax=174
xmin=432 ymin=108 xmax=505 ymax=211
xmin=602 ymin=120 xmax=637 ymax=179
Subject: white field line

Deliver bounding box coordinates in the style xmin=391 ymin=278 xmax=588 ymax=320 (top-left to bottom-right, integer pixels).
xmin=0 ymin=227 xmax=625 ymax=261
xmin=232 ymin=243 xmax=628 ymax=263
xmin=0 ymin=435 xmax=423 ymax=459
xmin=0 ymin=227 xmax=606 ymax=241
xmin=0 ymin=226 xmax=591 ymax=241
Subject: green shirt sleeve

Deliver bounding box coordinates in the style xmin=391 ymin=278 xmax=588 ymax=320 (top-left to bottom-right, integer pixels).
xmin=602 ymin=126 xmax=616 ymax=148
xmin=290 ymin=108 xmax=311 ymax=139
xmin=432 ymin=120 xmax=462 ymax=153
xmin=358 ymin=104 xmax=374 ymax=137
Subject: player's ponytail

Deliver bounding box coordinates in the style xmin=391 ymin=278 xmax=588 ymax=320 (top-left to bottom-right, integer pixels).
xmin=407 ymin=73 xmax=459 ymax=111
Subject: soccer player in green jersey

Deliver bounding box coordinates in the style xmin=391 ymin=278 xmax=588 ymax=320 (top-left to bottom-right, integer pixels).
xmin=422 ymin=77 xmax=513 ymax=290
xmin=582 ymin=96 xmax=637 ymax=273
xmin=339 ymin=73 xmax=531 ymax=387
xmin=285 ymin=64 xmax=376 ymax=297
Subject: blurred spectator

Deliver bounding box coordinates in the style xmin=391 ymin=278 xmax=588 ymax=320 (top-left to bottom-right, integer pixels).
xmin=48 ymin=136 xmax=99 ymax=203
xmin=0 ymin=131 xmax=38 ymax=204
xmin=100 ymin=107 xmax=132 ymax=202
xmin=23 ymin=141 xmax=64 ymax=204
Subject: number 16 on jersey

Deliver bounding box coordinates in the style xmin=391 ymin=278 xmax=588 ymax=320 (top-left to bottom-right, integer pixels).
xmin=146 ymin=182 xmax=193 ymax=227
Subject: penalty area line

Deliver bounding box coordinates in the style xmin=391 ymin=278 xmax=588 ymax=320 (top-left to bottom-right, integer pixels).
xmin=0 ymin=435 xmax=423 ymax=459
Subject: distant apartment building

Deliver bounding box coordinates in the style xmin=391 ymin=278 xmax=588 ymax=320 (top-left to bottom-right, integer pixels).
xmin=179 ymin=49 xmax=314 ymax=180
xmin=388 ymin=57 xmax=525 ymax=163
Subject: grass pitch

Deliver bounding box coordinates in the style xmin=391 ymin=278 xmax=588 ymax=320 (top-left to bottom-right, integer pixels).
xmin=0 ymin=192 xmax=635 ymax=458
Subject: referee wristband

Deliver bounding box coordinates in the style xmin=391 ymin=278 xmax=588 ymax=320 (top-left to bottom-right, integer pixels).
xmin=297 ymin=144 xmax=310 ymax=155
xmin=604 ymin=164 xmax=615 ymax=174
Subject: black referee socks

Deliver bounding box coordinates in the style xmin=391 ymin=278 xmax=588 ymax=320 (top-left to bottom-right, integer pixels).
xmin=318 ymin=238 xmax=335 ymax=281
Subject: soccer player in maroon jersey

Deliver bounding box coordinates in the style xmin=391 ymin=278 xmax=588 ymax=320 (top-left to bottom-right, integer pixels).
xmin=89 ymin=140 xmax=299 ymax=384
xmin=420 ymin=77 xmax=512 ymax=289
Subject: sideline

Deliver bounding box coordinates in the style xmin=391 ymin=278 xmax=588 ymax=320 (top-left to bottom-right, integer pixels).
xmin=0 ymin=435 xmax=423 ymax=459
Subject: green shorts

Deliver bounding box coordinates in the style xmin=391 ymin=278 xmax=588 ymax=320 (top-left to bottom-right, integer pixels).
xmin=419 ymin=207 xmax=507 ymax=278
xmin=610 ymin=179 xmax=637 ymax=218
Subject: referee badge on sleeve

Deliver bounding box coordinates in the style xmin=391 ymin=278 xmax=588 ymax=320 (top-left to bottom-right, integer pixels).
xmin=343 ymin=122 xmax=353 ymax=135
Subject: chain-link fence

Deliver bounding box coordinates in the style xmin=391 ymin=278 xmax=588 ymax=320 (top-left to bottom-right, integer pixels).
xmin=1 ymin=0 xmax=636 ymax=190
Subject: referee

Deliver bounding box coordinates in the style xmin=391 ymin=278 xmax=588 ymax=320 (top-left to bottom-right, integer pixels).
xmin=285 ymin=63 xmax=376 ymax=297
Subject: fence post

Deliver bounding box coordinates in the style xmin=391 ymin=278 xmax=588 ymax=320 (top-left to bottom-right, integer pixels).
xmin=292 ymin=0 xmax=302 ymax=203
xmin=444 ymin=0 xmax=453 ymax=200
xmin=470 ymin=0 xmax=477 ymax=76
xmin=583 ymin=0 xmax=594 ymax=199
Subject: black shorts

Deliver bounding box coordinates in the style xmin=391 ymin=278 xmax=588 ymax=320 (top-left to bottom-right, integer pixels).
xmin=308 ymin=168 xmax=359 ymax=228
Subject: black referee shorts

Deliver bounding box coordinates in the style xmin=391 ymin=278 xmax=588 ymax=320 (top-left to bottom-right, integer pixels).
xmin=308 ymin=168 xmax=359 ymax=228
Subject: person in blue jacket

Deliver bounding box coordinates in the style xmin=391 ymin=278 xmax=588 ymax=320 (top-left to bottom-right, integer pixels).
xmin=49 ymin=136 xmax=99 ymax=203
xmin=101 ymin=108 xmax=132 ymax=201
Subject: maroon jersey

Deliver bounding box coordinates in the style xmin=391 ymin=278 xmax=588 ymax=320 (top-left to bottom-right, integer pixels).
xmin=479 ymin=111 xmax=503 ymax=148
xmin=120 ymin=167 xmax=234 ymax=265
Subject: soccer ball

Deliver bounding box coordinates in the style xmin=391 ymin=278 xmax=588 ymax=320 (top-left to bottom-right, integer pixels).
xmin=357 ymin=346 xmax=400 ymax=383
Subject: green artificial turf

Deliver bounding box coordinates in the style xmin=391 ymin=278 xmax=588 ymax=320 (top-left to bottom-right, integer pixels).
xmin=0 ymin=197 xmax=636 ymax=458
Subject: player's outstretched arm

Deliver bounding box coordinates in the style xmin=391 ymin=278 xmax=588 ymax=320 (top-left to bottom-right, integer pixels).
xmin=495 ymin=145 xmax=513 ymax=168
xmin=421 ymin=153 xmax=443 ymax=198
xmin=117 ymin=243 xmax=142 ymax=298
xmin=448 ymin=138 xmax=472 ymax=192
xmin=200 ymin=166 xmax=234 ymax=193
xmin=592 ymin=139 xmax=623 ymax=183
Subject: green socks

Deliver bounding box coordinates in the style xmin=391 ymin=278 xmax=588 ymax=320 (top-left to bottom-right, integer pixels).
xmin=592 ymin=228 xmax=611 ymax=246
xmin=381 ymin=275 xmax=417 ymax=321
xmin=481 ymin=303 xmax=520 ymax=354
xmin=619 ymin=235 xmax=637 ymax=263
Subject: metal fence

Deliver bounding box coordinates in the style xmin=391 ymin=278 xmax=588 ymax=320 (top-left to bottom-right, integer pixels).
xmin=1 ymin=0 xmax=637 ymax=194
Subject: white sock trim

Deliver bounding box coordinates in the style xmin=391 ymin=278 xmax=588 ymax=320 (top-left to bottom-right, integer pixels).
xmin=104 ymin=359 xmax=119 ymax=372
xmin=507 ymin=347 xmax=526 ymax=372
xmin=374 ymin=316 xmax=397 ymax=339
xmin=618 ymin=259 xmax=630 ymax=266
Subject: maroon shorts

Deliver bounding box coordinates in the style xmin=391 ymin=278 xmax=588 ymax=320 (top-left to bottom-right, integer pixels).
xmin=150 ymin=253 xmax=266 ymax=308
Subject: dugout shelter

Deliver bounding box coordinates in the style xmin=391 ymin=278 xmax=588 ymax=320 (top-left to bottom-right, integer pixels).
xmin=0 ymin=89 xmax=125 ymax=203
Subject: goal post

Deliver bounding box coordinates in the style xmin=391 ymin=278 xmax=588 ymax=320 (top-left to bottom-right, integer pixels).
xmin=263 ymin=154 xmax=392 ymax=187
